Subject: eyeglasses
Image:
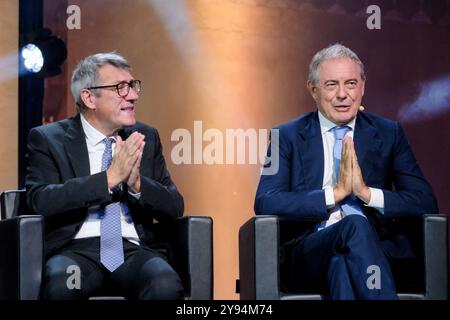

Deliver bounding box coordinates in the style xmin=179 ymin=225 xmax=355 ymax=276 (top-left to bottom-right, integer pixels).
xmin=86 ymin=80 xmax=141 ymax=97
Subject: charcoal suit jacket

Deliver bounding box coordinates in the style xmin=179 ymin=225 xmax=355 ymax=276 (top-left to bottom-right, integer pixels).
xmin=26 ymin=114 xmax=184 ymax=257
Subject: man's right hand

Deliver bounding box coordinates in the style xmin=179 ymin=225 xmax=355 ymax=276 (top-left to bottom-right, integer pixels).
xmin=333 ymin=136 xmax=353 ymax=203
xmin=106 ymin=132 xmax=145 ymax=190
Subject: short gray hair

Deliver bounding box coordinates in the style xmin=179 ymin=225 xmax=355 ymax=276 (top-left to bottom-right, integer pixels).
xmin=308 ymin=43 xmax=365 ymax=85
xmin=71 ymin=52 xmax=131 ymax=113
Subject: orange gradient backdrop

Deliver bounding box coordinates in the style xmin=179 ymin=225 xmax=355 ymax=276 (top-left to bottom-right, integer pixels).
xmin=1 ymin=0 xmax=448 ymax=299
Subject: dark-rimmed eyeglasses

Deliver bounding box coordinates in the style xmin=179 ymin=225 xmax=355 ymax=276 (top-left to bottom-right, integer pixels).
xmin=86 ymin=80 xmax=141 ymax=97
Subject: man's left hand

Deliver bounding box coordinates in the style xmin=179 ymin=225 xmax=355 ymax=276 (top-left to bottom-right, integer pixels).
xmin=126 ymin=140 xmax=145 ymax=193
xmin=349 ymin=139 xmax=371 ymax=203
xmin=127 ymin=148 xmax=143 ymax=193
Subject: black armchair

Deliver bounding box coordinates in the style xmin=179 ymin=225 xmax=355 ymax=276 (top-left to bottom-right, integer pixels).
xmin=239 ymin=214 xmax=448 ymax=300
xmin=0 ymin=189 xmax=213 ymax=300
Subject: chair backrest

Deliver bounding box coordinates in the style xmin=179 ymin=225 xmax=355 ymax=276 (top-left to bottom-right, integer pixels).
xmin=239 ymin=214 xmax=448 ymax=300
xmin=0 ymin=189 xmax=30 ymax=220
xmin=1 ymin=189 xmax=214 ymax=300
xmin=0 ymin=189 xmax=43 ymax=300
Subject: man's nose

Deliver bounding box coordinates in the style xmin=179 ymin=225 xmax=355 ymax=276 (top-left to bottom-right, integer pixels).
xmin=336 ymin=84 xmax=348 ymax=100
xmin=126 ymin=87 xmax=139 ymax=100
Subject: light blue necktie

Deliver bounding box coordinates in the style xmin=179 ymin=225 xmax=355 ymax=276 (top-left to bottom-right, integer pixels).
xmin=333 ymin=126 xmax=365 ymax=218
xmin=100 ymin=137 xmax=124 ymax=272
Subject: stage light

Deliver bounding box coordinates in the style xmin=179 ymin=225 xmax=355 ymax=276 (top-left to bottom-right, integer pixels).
xmin=21 ymin=44 xmax=44 ymax=73
xmin=20 ymin=28 xmax=67 ymax=77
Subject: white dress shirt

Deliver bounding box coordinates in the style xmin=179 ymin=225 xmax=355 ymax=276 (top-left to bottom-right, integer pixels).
xmin=74 ymin=114 xmax=141 ymax=244
xmin=318 ymin=111 xmax=384 ymax=228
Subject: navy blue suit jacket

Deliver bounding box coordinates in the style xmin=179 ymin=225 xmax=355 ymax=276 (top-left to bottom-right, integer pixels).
xmin=255 ymin=111 xmax=438 ymax=255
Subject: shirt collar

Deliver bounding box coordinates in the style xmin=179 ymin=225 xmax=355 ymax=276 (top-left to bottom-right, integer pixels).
xmin=318 ymin=110 xmax=356 ymax=134
xmin=80 ymin=113 xmax=116 ymax=147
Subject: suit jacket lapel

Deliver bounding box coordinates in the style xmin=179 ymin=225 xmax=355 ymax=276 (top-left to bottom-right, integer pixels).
xmin=118 ymin=127 xmax=131 ymax=140
xmin=354 ymin=113 xmax=383 ymax=182
xmin=298 ymin=112 xmax=324 ymax=189
xmin=64 ymin=114 xmax=90 ymax=177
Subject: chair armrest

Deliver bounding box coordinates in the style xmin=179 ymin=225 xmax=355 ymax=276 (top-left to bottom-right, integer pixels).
xmin=0 ymin=189 xmax=31 ymax=219
xmin=164 ymin=216 xmax=213 ymax=300
xmin=423 ymin=214 xmax=448 ymax=300
xmin=239 ymin=215 xmax=280 ymax=300
xmin=0 ymin=215 xmax=43 ymax=300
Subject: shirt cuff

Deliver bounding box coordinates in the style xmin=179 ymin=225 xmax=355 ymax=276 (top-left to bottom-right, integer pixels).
xmin=366 ymin=187 xmax=384 ymax=214
xmin=129 ymin=190 xmax=141 ymax=200
xmin=324 ymin=186 xmax=335 ymax=208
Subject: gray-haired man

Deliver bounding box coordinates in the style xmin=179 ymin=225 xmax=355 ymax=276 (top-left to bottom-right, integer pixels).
xmin=26 ymin=52 xmax=184 ymax=300
xmin=255 ymin=44 xmax=437 ymax=299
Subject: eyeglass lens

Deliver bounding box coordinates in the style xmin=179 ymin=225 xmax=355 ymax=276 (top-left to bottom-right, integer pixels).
xmin=118 ymin=80 xmax=141 ymax=96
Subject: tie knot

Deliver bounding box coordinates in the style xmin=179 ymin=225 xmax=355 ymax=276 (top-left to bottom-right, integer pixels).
xmin=333 ymin=126 xmax=350 ymax=140
xmin=101 ymin=137 xmax=115 ymax=171
xmin=104 ymin=137 xmax=115 ymax=149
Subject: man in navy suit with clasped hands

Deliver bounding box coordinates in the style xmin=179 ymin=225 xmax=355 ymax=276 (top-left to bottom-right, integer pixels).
xmin=255 ymin=43 xmax=438 ymax=299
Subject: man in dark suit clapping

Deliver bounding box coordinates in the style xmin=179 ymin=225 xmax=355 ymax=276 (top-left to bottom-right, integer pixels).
xmin=26 ymin=52 xmax=184 ymax=300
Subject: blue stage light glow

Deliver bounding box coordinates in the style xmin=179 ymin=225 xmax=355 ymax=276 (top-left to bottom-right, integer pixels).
xmin=399 ymin=75 xmax=450 ymax=122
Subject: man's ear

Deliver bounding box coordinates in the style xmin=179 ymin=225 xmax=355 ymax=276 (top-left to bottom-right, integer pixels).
xmin=307 ymin=80 xmax=317 ymax=100
xmin=80 ymin=89 xmax=96 ymax=110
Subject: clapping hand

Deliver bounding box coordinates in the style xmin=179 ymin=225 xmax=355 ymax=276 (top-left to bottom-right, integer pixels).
xmin=333 ymin=137 xmax=371 ymax=204
xmin=106 ymin=132 xmax=145 ymax=191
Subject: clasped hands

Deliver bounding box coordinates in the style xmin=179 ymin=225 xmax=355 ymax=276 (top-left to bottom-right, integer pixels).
xmin=333 ymin=137 xmax=371 ymax=205
xmin=106 ymin=132 xmax=145 ymax=193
